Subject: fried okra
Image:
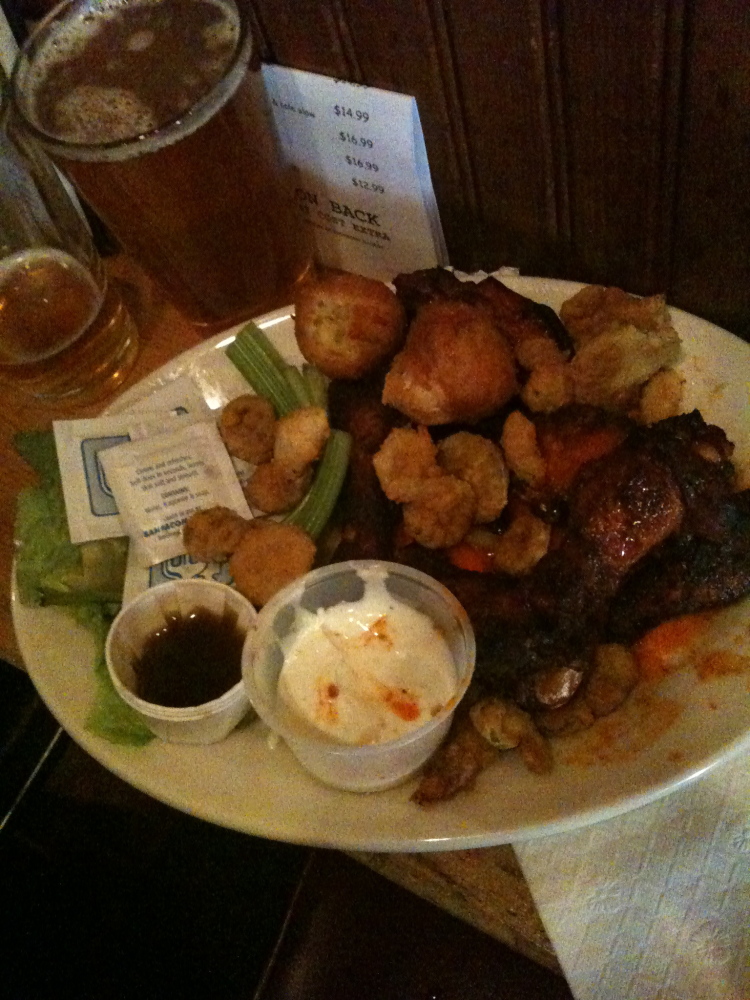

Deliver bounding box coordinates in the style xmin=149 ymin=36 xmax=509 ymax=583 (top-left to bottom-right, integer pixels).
xmin=244 ymin=462 xmax=312 ymax=514
xmin=183 ymin=506 xmax=250 ymax=563
xmin=219 ymin=394 xmax=277 ymax=464
xmin=229 ymin=521 xmax=316 ymax=607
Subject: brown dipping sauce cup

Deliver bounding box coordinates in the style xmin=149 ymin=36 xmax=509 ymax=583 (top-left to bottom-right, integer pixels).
xmin=10 ymin=0 xmax=312 ymax=332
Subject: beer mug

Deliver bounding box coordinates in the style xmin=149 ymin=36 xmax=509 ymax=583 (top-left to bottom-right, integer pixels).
xmin=10 ymin=0 xmax=311 ymax=330
xmin=0 ymin=80 xmax=138 ymax=404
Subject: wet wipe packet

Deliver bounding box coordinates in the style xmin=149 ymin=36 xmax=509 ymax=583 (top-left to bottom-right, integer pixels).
xmin=98 ymin=421 xmax=251 ymax=568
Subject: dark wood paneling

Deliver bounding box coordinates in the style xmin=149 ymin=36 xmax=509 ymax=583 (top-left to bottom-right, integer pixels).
xmin=555 ymin=0 xmax=684 ymax=293
xmin=442 ymin=0 xmax=563 ymax=273
xmin=669 ymin=0 xmax=750 ymax=339
xmin=249 ymin=0 xmax=750 ymax=339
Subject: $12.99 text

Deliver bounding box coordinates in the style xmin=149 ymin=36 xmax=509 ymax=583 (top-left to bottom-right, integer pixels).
xmin=352 ymin=178 xmax=385 ymax=194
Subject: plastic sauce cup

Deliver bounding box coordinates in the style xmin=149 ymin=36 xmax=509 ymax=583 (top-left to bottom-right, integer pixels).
xmin=106 ymin=579 xmax=257 ymax=744
xmin=242 ymin=560 xmax=476 ymax=793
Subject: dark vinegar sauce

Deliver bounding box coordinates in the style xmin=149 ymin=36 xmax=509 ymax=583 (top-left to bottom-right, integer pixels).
xmin=134 ymin=606 xmax=245 ymax=708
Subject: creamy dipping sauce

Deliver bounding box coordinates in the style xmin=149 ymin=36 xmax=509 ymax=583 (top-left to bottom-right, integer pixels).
xmin=277 ymin=576 xmax=457 ymax=745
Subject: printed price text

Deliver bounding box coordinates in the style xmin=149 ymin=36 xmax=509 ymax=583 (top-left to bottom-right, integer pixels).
xmin=334 ymin=105 xmax=370 ymax=122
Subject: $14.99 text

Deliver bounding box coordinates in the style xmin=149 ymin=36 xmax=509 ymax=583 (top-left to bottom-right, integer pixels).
xmin=334 ymin=105 xmax=370 ymax=122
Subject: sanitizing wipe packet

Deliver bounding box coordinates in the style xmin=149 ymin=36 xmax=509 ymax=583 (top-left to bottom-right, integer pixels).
xmin=54 ymin=410 xmax=210 ymax=543
xmin=98 ymin=422 xmax=251 ymax=567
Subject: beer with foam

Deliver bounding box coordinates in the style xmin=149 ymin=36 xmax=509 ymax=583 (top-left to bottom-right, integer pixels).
xmin=13 ymin=0 xmax=310 ymax=329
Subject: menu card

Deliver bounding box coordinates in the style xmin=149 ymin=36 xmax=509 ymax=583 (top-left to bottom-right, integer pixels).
xmin=262 ymin=64 xmax=448 ymax=282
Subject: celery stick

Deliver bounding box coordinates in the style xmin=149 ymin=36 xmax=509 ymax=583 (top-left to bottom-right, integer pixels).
xmin=284 ymin=365 xmax=313 ymax=408
xmin=285 ymin=430 xmax=352 ymax=540
xmin=225 ymin=324 xmax=298 ymax=415
xmin=302 ymin=364 xmax=329 ymax=409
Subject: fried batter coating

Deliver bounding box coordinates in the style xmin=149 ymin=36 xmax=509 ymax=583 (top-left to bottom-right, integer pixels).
xmin=520 ymin=363 xmax=574 ymax=413
xmin=183 ymin=506 xmax=250 ymax=562
xmin=372 ymin=426 xmax=441 ymax=503
xmin=584 ymin=644 xmax=639 ymax=717
xmin=514 ymin=335 xmax=567 ymax=371
xmin=500 ymin=411 xmax=546 ymax=486
xmin=469 ymin=697 xmax=552 ymax=774
xmin=560 ymin=284 xmax=673 ymax=346
xmin=229 ymin=521 xmax=316 ymax=607
xmin=382 ymin=300 xmax=517 ymax=425
xmin=491 ymin=509 xmax=551 ymax=575
xmin=295 ymin=271 xmax=406 ymax=379
xmin=218 ymin=394 xmax=276 ymax=464
xmin=437 ymin=432 xmax=509 ymax=524
xmin=274 ymin=406 xmax=330 ymax=472
xmin=244 ymin=461 xmax=312 ymax=514
xmin=559 ymin=285 xmax=682 ymax=411
xmin=535 ymin=644 xmax=638 ymax=735
xmin=403 ymin=476 xmax=476 ymax=549
xmin=639 ymin=368 xmax=684 ymax=424
xmin=570 ymin=323 xmax=681 ymax=410
xmin=412 ymin=709 xmax=497 ymax=805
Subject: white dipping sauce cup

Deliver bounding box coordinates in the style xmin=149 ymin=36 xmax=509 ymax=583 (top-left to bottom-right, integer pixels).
xmin=106 ymin=579 xmax=257 ymax=744
xmin=242 ymin=560 xmax=476 ymax=793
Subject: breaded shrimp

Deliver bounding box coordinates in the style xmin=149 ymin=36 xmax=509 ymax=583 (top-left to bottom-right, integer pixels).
xmin=437 ymin=432 xmax=509 ymax=523
xmin=470 ymin=697 xmax=553 ymax=774
xmin=500 ymin=410 xmax=546 ymax=486
xmin=492 ymin=508 xmax=551 ymax=576
xmin=402 ymin=476 xmax=476 ymax=549
xmin=514 ymin=334 xmax=567 ymax=372
xmin=244 ymin=461 xmax=312 ymax=514
xmin=229 ymin=521 xmax=316 ymax=607
xmin=273 ymin=406 xmax=330 ymax=472
xmin=372 ymin=425 xmax=442 ymax=503
xmin=584 ymin=644 xmax=639 ymax=718
xmin=520 ymin=363 xmax=574 ymax=413
xmin=219 ymin=394 xmax=276 ymax=464
xmin=182 ymin=506 xmax=250 ymax=562
xmin=639 ymin=368 xmax=684 ymax=424
xmin=535 ymin=644 xmax=639 ymax=735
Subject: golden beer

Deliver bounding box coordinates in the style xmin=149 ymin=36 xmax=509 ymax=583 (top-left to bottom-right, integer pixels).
xmin=0 ymin=248 xmax=137 ymax=402
xmin=0 ymin=99 xmax=138 ymax=404
xmin=12 ymin=0 xmax=310 ymax=330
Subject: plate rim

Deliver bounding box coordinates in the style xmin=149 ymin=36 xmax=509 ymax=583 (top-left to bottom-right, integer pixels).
xmin=12 ymin=272 xmax=750 ymax=851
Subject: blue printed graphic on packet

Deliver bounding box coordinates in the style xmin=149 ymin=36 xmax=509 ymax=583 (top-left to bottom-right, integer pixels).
xmin=148 ymin=555 xmax=232 ymax=589
xmin=81 ymin=435 xmax=130 ymax=517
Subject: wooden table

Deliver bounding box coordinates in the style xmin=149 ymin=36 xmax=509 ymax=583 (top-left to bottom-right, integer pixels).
xmin=0 ymin=257 xmax=562 ymax=975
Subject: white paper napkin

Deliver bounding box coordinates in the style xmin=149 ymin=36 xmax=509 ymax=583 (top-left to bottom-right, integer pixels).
xmin=514 ymin=749 xmax=750 ymax=999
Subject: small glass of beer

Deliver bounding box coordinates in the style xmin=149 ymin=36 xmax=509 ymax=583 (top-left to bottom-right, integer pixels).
xmin=10 ymin=0 xmax=311 ymax=331
xmin=0 ymin=84 xmax=138 ymax=405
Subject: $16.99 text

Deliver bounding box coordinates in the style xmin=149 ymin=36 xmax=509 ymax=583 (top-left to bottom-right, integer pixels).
xmin=339 ymin=131 xmax=373 ymax=148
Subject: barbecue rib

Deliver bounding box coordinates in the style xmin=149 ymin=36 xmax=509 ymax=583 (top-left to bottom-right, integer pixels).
xmin=329 ymin=371 xmax=750 ymax=801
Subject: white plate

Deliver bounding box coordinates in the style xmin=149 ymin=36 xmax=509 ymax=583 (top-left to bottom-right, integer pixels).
xmin=12 ymin=275 xmax=750 ymax=852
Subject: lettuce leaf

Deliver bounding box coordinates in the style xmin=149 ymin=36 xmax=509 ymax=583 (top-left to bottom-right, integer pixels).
xmin=14 ymin=429 xmax=153 ymax=746
xmin=14 ymin=430 xmax=128 ymax=607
